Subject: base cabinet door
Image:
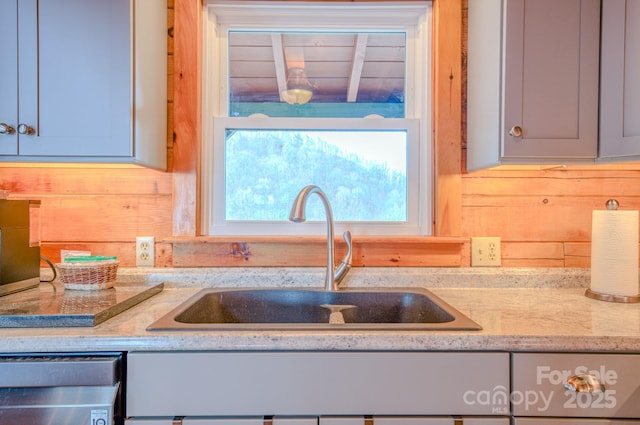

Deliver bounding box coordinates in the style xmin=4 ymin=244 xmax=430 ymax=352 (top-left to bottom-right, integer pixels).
xmin=512 ymin=353 xmax=640 ymax=418
xmin=127 ymin=352 xmax=509 ymax=417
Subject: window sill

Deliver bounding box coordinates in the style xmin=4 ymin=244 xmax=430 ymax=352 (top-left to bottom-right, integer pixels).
xmin=166 ymin=236 xmax=467 ymax=267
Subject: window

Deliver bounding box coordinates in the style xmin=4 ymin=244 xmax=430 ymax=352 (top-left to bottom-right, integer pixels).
xmin=202 ymin=1 xmax=432 ymax=236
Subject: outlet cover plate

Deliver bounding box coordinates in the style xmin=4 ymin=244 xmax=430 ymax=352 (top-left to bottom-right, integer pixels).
xmin=136 ymin=236 xmax=155 ymax=267
xmin=471 ymin=236 xmax=501 ymax=267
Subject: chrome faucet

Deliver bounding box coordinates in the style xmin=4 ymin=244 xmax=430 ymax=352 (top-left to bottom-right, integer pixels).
xmin=289 ymin=185 xmax=352 ymax=291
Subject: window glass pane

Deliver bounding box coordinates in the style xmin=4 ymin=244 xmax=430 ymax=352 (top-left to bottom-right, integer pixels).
xmin=228 ymin=31 xmax=406 ymax=118
xmin=224 ymin=129 xmax=408 ymax=222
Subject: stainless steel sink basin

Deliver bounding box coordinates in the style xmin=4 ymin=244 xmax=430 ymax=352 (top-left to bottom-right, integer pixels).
xmin=147 ymin=288 xmax=482 ymax=331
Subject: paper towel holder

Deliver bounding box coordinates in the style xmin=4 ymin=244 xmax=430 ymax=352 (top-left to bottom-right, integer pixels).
xmin=585 ymin=199 xmax=640 ymax=303
xmin=585 ymin=288 xmax=640 ymax=303
xmin=605 ymin=199 xmax=619 ymax=210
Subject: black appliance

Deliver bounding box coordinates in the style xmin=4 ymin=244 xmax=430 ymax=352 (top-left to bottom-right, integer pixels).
xmin=0 ymin=199 xmax=40 ymax=296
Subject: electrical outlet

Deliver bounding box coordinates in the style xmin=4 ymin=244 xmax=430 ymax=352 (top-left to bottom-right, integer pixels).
xmin=136 ymin=236 xmax=155 ymax=267
xmin=471 ymin=237 xmax=501 ymax=267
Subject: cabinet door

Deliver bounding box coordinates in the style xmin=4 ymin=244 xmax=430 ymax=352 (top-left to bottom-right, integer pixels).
xmin=18 ymin=0 xmax=132 ymax=157
xmin=127 ymin=352 xmax=510 ymax=417
xmin=0 ymin=0 xmax=18 ymax=155
xmin=513 ymin=353 xmax=640 ymax=418
xmin=599 ymin=0 xmax=640 ymax=159
xmin=502 ymin=0 xmax=600 ymax=160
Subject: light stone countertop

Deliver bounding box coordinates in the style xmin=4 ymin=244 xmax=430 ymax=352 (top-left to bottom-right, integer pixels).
xmin=1 ymin=267 xmax=640 ymax=353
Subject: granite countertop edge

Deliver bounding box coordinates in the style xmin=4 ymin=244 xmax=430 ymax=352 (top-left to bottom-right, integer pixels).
xmin=2 ymin=267 xmax=640 ymax=353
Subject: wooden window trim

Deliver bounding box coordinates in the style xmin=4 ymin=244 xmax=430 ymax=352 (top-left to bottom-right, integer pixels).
xmin=171 ymin=0 xmax=463 ymax=264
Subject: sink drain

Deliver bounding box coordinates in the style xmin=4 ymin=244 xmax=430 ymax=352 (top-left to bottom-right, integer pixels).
xmin=320 ymin=304 xmax=357 ymax=325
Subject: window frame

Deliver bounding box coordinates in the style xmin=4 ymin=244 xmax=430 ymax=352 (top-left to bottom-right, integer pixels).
xmin=202 ymin=1 xmax=433 ymax=236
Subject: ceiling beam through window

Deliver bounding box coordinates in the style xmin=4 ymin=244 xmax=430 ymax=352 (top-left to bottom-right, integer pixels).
xmin=347 ymin=34 xmax=368 ymax=102
xmin=271 ymin=34 xmax=288 ymax=102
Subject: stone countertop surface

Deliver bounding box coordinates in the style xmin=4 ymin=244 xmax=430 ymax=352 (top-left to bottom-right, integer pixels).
xmin=1 ymin=267 xmax=639 ymax=353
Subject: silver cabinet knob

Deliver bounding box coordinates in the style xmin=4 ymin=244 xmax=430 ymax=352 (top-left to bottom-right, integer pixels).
xmin=17 ymin=124 xmax=35 ymax=135
xmin=0 ymin=123 xmax=16 ymax=135
xmin=564 ymin=374 xmax=605 ymax=393
xmin=509 ymin=126 xmax=523 ymax=138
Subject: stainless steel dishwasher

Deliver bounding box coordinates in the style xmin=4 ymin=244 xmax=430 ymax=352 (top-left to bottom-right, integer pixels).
xmin=0 ymin=352 xmax=124 ymax=425
xmin=512 ymin=352 xmax=640 ymax=423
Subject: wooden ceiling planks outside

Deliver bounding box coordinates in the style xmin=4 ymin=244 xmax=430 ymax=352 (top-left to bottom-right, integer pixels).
xmin=228 ymin=31 xmax=406 ymax=103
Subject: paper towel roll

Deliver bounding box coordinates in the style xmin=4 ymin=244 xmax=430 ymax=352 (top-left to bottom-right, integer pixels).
xmin=591 ymin=209 xmax=639 ymax=297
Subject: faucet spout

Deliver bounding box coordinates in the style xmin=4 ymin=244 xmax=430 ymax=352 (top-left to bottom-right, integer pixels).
xmin=289 ymin=185 xmax=352 ymax=291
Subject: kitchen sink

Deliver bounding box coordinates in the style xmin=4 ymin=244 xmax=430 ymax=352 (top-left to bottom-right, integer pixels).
xmin=147 ymin=288 xmax=482 ymax=331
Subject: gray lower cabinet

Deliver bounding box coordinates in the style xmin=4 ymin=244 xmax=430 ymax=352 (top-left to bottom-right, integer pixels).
xmin=467 ymin=0 xmax=600 ymax=169
xmin=0 ymin=0 xmax=166 ymax=169
xmin=126 ymin=351 xmax=640 ymax=423
xmin=512 ymin=353 xmax=640 ymax=420
xmin=599 ymin=0 xmax=640 ymax=160
xmin=126 ymin=352 xmax=510 ymax=419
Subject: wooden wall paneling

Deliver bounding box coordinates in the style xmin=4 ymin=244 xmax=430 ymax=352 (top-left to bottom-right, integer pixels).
xmin=172 ymin=237 xmax=339 ymax=267
xmin=564 ymin=241 xmax=591 ymax=267
xmin=41 ymin=242 xmax=173 ymax=268
xmin=433 ymin=0 xmax=463 ymax=236
xmin=352 ymin=237 xmax=464 ymax=267
xmin=501 ymin=242 xmax=565 ymax=268
xmin=502 ymin=258 xmax=566 ymax=268
xmin=172 ymin=0 xmax=201 ymax=236
xmin=462 ymin=167 xmax=640 ymax=244
xmin=4 ymin=166 xmax=173 ymax=267
xmin=564 ymin=242 xmax=640 ymax=268
xmin=170 ymin=237 xmax=466 ymax=267
xmin=463 ymin=167 xmax=640 ymax=197
xmin=463 ymin=204 xmax=592 ymax=242
xmin=38 ymin=195 xmax=172 ymax=242
xmin=166 ymin=0 xmax=175 ymax=171
xmin=0 ymin=167 xmax=172 ymax=194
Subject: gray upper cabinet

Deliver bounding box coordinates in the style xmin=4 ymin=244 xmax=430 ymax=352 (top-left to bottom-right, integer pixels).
xmin=0 ymin=0 xmax=167 ymax=169
xmin=0 ymin=0 xmax=19 ymax=154
xmin=467 ymin=0 xmax=601 ymax=170
xmin=599 ymin=0 xmax=640 ymax=160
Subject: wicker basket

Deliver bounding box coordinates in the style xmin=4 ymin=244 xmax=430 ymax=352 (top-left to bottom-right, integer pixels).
xmin=56 ymin=260 xmax=119 ymax=290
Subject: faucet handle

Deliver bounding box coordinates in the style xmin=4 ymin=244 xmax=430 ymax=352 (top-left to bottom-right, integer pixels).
xmin=342 ymin=231 xmax=352 ymax=264
xmin=334 ymin=230 xmax=353 ymax=285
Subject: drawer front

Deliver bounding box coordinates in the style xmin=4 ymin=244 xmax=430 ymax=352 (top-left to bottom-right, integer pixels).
xmin=514 ymin=420 xmax=640 ymax=425
xmin=127 ymin=352 xmax=509 ymax=417
xmin=126 ymin=418 xmax=511 ymax=425
xmin=512 ymin=353 xmax=640 ymax=417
